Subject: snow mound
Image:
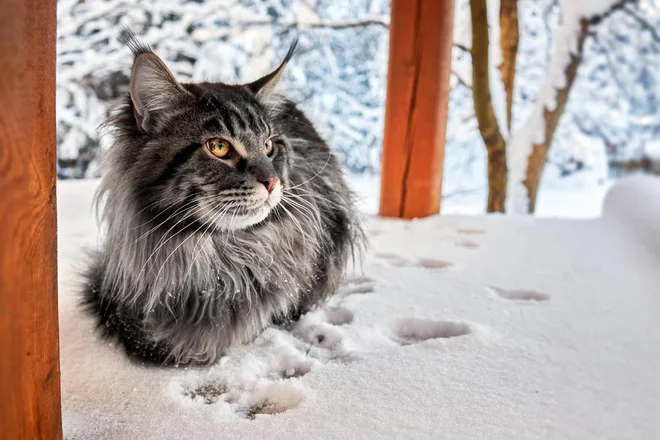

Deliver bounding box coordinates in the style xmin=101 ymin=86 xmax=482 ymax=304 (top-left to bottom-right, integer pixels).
xmin=603 ymin=175 xmax=660 ymax=247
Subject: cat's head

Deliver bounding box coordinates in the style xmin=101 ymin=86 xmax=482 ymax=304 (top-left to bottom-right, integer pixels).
xmin=107 ymin=37 xmax=297 ymax=232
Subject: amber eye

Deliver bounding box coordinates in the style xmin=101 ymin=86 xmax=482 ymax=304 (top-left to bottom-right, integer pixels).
xmin=206 ymin=138 xmax=231 ymax=159
xmin=265 ymin=138 xmax=275 ymax=157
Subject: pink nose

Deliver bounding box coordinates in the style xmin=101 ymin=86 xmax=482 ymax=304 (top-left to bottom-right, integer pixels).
xmin=262 ymin=177 xmax=278 ymax=194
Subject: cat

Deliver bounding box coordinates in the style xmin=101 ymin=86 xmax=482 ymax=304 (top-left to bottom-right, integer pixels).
xmin=83 ymin=34 xmax=365 ymax=366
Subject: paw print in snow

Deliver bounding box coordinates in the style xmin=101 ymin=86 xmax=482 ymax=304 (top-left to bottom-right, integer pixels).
xmin=487 ymin=286 xmax=550 ymax=302
xmin=183 ymin=383 xmax=228 ymax=405
xmin=325 ymin=306 xmax=354 ymax=325
xmin=338 ymin=277 xmax=376 ymax=296
xmin=390 ymin=317 xmax=471 ymax=346
xmin=181 ymin=377 xmax=305 ymax=420
xmin=374 ymin=253 xmax=454 ymax=270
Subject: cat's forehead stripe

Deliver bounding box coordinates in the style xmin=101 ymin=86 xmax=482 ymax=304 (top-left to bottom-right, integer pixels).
xmin=242 ymin=104 xmax=268 ymax=132
xmin=213 ymin=106 xmax=236 ymax=137
xmin=224 ymin=102 xmax=247 ymax=132
xmin=205 ymin=100 xmax=269 ymax=135
xmin=203 ymin=118 xmax=233 ymax=138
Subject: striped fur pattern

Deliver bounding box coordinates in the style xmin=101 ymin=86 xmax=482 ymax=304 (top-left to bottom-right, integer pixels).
xmin=83 ymin=37 xmax=365 ymax=366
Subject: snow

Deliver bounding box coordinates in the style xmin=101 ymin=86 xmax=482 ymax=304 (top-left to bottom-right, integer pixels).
xmin=351 ymin=171 xmax=612 ymax=219
xmin=58 ymin=175 xmax=660 ymax=439
xmin=646 ymin=140 xmax=660 ymax=161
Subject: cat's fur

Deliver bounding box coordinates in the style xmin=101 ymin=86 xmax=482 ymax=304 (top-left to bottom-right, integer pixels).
xmin=83 ymin=36 xmax=364 ymax=366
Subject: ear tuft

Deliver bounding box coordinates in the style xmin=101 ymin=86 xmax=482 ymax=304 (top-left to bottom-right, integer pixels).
xmin=124 ymin=30 xmax=190 ymax=132
xmin=246 ymin=39 xmax=298 ymax=99
xmin=120 ymin=27 xmax=152 ymax=57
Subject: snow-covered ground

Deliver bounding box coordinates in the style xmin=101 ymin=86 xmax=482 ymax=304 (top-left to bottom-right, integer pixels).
xmin=350 ymin=172 xmax=613 ymax=218
xmin=58 ymin=176 xmax=660 ymax=439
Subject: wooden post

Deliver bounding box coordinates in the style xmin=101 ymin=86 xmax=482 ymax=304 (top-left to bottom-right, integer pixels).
xmin=379 ymin=0 xmax=455 ymax=218
xmin=0 ymin=0 xmax=62 ymax=438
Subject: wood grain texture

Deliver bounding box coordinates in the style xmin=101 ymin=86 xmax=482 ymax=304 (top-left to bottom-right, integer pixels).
xmin=378 ymin=0 xmax=455 ymax=219
xmin=0 ymin=0 xmax=62 ymax=438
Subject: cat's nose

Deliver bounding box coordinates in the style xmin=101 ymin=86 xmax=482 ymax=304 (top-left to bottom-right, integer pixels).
xmin=261 ymin=177 xmax=278 ymax=194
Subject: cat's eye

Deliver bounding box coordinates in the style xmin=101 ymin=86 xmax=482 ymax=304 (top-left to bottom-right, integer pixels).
xmin=206 ymin=138 xmax=231 ymax=159
xmin=265 ymin=138 xmax=275 ymax=157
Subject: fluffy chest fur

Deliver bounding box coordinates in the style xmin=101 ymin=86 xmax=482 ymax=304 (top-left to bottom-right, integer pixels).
xmin=108 ymin=192 xmax=330 ymax=364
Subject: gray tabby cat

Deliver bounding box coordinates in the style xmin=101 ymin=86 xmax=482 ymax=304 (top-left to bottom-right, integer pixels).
xmin=83 ymin=36 xmax=365 ymax=366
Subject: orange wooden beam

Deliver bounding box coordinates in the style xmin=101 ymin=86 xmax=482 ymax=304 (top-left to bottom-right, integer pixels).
xmin=0 ymin=0 xmax=62 ymax=438
xmin=379 ymin=0 xmax=455 ymax=218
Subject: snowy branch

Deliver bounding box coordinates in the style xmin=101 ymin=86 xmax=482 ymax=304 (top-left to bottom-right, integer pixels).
xmin=453 ymin=43 xmax=472 ymax=54
xmin=590 ymin=34 xmax=632 ymax=100
xmin=452 ymin=71 xmax=472 ymax=89
xmin=232 ymin=17 xmax=390 ymax=31
xmin=621 ymin=5 xmax=660 ymax=42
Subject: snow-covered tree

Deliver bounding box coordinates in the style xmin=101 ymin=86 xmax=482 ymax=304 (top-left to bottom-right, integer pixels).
xmin=457 ymin=0 xmax=658 ymax=213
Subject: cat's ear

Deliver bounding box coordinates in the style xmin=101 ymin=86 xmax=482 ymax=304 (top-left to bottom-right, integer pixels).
xmin=126 ymin=39 xmax=190 ymax=132
xmin=246 ymin=39 xmax=297 ymax=99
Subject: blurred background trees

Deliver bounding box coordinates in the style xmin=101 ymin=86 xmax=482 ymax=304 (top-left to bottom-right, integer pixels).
xmin=469 ymin=0 xmax=641 ymax=212
xmin=56 ymin=0 xmax=660 ymax=215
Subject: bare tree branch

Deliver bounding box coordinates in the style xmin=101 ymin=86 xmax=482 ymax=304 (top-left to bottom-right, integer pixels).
xmin=233 ymin=17 xmax=390 ymax=31
xmin=591 ymin=34 xmax=633 ymax=100
xmin=470 ymin=0 xmax=508 ymax=212
xmin=452 ymin=71 xmax=472 ymax=89
xmin=621 ymin=5 xmax=660 ymax=43
xmin=572 ymin=114 xmax=614 ymax=146
xmin=499 ymin=0 xmax=519 ymax=131
xmin=453 ymin=43 xmax=471 ymax=54
xmin=284 ymin=18 xmax=390 ymax=31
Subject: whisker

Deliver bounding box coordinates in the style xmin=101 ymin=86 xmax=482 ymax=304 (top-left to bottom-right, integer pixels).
xmin=285 ymin=152 xmax=333 ymax=191
xmin=152 ymin=198 xmax=234 ymax=293
xmin=131 ymin=192 xmax=199 ymax=229
xmin=283 ymin=196 xmax=320 ymax=231
xmin=283 ymin=187 xmax=344 ymax=208
xmin=278 ymin=203 xmax=309 ymax=243
xmin=136 ymin=194 xmax=218 ymax=242
xmin=182 ymin=201 xmax=241 ymax=284
xmin=137 ymin=197 xmax=225 ymax=280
